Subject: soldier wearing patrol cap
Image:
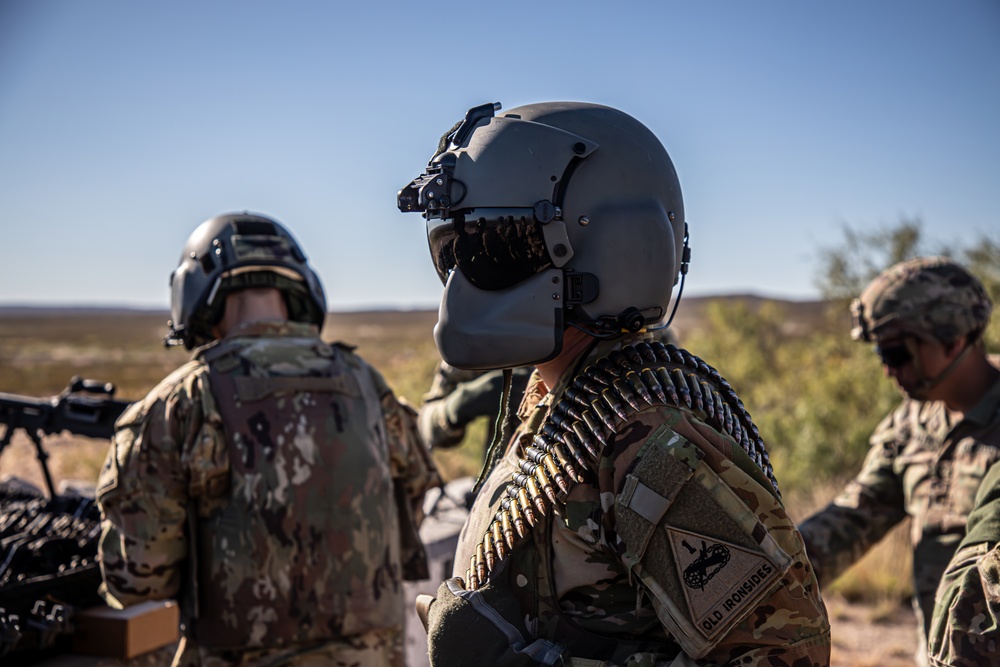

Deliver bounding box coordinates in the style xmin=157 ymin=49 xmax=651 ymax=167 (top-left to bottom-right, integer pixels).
xmin=96 ymin=212 xmax=440 ymax=666
xmin=399 ymin=101 xmax=830 ymax=666
xmin=798 ymin=256 xmax=1000 ymax=666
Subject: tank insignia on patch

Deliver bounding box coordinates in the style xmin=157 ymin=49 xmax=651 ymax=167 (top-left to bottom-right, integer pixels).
xmin=666 ymin=526 xmax=780 ymax=640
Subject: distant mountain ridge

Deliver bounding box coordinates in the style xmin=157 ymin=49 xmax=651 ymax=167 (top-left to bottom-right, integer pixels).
xmin=0 ymin=293 xmax=828 ymax=316
xmin=0 ymin=294 xmax=841 ymax=339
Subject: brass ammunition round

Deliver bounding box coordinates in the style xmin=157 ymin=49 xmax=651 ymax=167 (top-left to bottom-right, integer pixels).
xmin=622 ymin=345 xmax=644 ymax=366
xmin=641 ymin=368 xmax=668 ymax=404
xmin=570 ymin=422 xmax=599 ymax=459
xmin=670 ymin=369 xmax=692 ymax=408
xmin=467 ymin=562 xmax=478 ymax=591
xmin=500 ymin=509 xmax=515 ymax=548
xmin=475 ymin=543 xmax=487 ymax=582
xmin=625 ymin=370 xmax=653 ymax=406
xmin=699 ymin=381 xmax=715 ymax=418
xmin=524 ymin=476 xmax=547 ymax=515
xmin=492 ymin=521 xmax=506 ymax=558
xmin=612 ymin=378 xmax=641 ymax=411
xmin=600 ymin=389 xmax=629 ymax=422
xmin=685 ymin=373 xmax=704 ymax=413
xmin=541 ymin=454 xmax=569 ymax=495
xmin=655 ymin=367 xmax=680 ymax=404
xmin=633 ymin=341 xmax=657 ymax=363
xmin=483 ymin=531 xmax=496 ymax=571
xmin=590 ymin=400 xmax=617 ymax=431
xmin=550 ymin=442 xmax=583 ymax=483
xmin=711 ymin=391 xmax=725 ymax=425
xmin=721 ymin=401 xmax=734 ymax=433
xmin=531 ymin=463 xmax=558 ymax=504
xmin=518 ymin=489 xmax=536 ymax=525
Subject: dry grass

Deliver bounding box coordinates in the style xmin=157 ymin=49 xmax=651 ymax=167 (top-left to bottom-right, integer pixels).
xmin=0 ymin=307 xmax=922 ymax=665
xmin=1 ymin=308 xmax=916 ymax=605
xmin=0 ymin=309 xmax=457 ymax=491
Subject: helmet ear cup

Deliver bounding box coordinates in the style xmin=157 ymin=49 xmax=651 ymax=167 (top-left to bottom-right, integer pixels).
xmin=501 ymin=104 xmax=684 ymax=328
xmin=618 ymin=308 xmax=646 ymax=333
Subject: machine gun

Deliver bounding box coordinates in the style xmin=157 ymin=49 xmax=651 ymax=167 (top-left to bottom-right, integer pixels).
xmin=0 ymin=378 xmax=131 ymax=497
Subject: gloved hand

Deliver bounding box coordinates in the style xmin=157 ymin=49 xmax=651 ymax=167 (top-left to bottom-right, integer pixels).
xmin=417 ymin=400 xmax=466 ymax=449
xmin=420 ymin=576 xmax=565 ymax=667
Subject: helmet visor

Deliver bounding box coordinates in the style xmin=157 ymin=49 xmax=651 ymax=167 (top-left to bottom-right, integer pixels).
xmin=427 ymin=208 xmax=553 ymax=291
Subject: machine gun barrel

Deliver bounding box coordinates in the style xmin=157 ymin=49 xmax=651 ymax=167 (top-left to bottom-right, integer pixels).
xmin=0 ymin=377 xmax=131 ymax=497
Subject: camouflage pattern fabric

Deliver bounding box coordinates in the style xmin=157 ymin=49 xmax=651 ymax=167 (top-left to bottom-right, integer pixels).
xmin=851 ymin=256 xmax=993 ymax=343
xmin=928 ymin=460 xmax=1000 ymax=667
xmin=97 ymin=320 xmax=440 ymax=666
xmin=442 ymin=334 xmax=831 ymax=666
xmin=798 ymin=373 xmax=1000 ymax=657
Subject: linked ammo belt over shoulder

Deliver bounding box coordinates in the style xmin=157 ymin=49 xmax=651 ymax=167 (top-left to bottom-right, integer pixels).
xmin=467 ymin=341 xmax=777 ymax=590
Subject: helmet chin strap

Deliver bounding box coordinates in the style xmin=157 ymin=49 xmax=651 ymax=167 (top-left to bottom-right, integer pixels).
xmin=906 ymin=337 xmax=973 ymax=400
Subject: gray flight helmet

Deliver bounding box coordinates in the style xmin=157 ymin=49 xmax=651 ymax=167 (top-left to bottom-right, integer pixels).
xmin=166 ymin=212 xmax=327 ymax=349
xmin=399 ymin=101 xmax=687 ymax=370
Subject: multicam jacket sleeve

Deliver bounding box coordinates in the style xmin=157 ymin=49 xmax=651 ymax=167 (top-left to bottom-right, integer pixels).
xmin=97 ymin=360 xmax=218 ymax=607
xmin=797 ymin=404 xmax=909 ymax=587
xmin=602 ymin=407 xmax=831 ymax=665
xmin=928 ymin=461 xmax=1000 ymax=667
xmin=367 ymin=363 xmax=442 ymax=521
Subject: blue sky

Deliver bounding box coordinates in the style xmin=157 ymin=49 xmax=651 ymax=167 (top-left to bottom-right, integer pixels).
xmin=1 ymin=1 xmax=997 ymax=311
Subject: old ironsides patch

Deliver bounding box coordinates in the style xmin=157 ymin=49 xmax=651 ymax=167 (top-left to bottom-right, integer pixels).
xmin=666 ymin=526 xmax=780 ymax=640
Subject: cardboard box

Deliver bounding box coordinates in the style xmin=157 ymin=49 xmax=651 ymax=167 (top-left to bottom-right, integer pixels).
xmin=72 ymin=599 xmax=180 ymax=659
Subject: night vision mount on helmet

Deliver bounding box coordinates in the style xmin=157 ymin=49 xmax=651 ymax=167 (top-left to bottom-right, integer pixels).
xmin=399 ymin=101 xmax=690 ymax=370
xmin=166 ymin=213 xmax=327 ymax=350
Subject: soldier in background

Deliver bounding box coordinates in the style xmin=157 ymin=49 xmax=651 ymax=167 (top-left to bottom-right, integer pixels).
xmin=399 ymin=101 xmax=830 ymax=665
xmin=927 ymin=461 xmax=1000 ymax=667
xmin=798 ymin=256 xmax=999 ymax=666
xmin=97 ymin=213 xmax=439 ymax=666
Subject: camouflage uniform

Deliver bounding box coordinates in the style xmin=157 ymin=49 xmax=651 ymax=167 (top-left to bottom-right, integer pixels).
xmin=798 ymin=256 xmax=998 ymax=663
xmin=797 ymin=380 xmax=1000 ymax=633
xmin=927 ymin=458 xmax=1000 ymax=666
xmin=431 ymin=336 xmax=831 ymax=666
xmin=98 ymin=320 xmax=440 ymax=667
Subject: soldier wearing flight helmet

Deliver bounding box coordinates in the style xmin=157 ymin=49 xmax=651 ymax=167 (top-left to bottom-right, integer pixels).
xmin=400 ymin=101 xmax=831 ymax=666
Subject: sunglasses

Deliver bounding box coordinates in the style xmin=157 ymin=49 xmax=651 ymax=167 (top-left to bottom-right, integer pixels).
xmin=875 ymin=342 xmax=913 ymax=369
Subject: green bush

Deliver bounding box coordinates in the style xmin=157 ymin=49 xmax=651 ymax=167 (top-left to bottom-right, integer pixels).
xmin=689 ymin=300 xmax=900 ymax=493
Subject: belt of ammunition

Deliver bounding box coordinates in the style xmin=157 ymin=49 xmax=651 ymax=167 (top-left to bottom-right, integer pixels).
xmin=467 ymin=341 xmax=778 ymax=590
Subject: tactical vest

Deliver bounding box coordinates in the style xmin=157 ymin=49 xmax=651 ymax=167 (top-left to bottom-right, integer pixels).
xmin=462 ymin=340 xmax=778 ymax=662
xmin=192 ymin=340 xmax=403 ymax=649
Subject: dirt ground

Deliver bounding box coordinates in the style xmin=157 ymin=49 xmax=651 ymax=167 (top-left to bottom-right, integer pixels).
xmin=827 ymin=596 xmax=919 ymax=666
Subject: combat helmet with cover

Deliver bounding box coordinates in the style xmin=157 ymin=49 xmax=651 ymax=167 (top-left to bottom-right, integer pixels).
xmin=851 ymin=256 xmax=992 ymax=345
xmin=398 ymin=101 xmax=688 ymax=370
xmin=166 ymin=212 xmax=326 ymax=350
